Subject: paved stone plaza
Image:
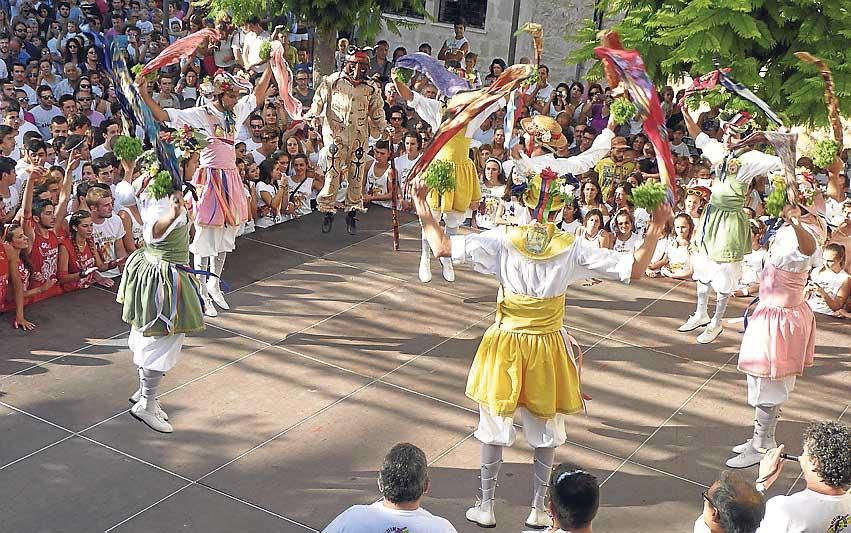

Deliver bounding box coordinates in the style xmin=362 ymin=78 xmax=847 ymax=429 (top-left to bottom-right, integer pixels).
xmin=1 ymin=209 xmax=848 ymax=532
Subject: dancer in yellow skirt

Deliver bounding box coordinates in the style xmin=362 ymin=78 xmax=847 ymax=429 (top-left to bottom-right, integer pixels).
xmin=413 ymin=118 xmax=672 ymax=529
xmin=393 ymin=72 xmax=498 ymax=283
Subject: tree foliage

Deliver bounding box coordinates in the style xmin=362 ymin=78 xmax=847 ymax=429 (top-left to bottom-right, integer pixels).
xmin=569 ymin=0 xmax=851 ymax=127
xmin=197 ymin=0 xmax=426 ymax=41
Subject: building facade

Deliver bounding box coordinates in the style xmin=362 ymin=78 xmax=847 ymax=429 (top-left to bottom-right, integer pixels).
xmin=376 ymin=0 xmax=599 ymax=85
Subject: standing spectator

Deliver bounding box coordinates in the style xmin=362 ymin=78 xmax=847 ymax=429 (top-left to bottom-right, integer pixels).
xmin=323 ymin=443 xmax=456 ymax=533
xmin=10 ymin=62 xmax=37 ymax=103
xmin=152 ymin=75 xmax=183 ymax=110
xmin=670 ymin=124 xmax=691 ymax=157
xmin=437 ymin=19 xmax=469 ymax=65
xmin=369 ymin=40 xmax=392 ymax=85
xmin=417 ymin=42 xmax=432 ymax=56
xmin=694 ymin=471 xmax=765 ymax=533
xmin=241 ymin=16 xmax=269 ymax=74
xmin=525 ymin=64 xmax=554 ymax=117
xmin=54 ymin=63 xmax=82 ymax=97
xmin=334 ymin=37 xmax=349 ymax=73
xmin=484 ymin=58 xmax=506 ymax=86
xmin=754 ymin=422 xmax=851 ymax=533
xmin=293 ymin=69 xmax=314 ymax=110
xmin=30 ymin=86 xmax=63 ymax=140
xmin=594 ymin=136 xmax=636 ymax=201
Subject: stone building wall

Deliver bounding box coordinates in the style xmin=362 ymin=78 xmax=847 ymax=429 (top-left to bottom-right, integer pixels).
xmin=375 ymin=0 xmax=598 ymax=85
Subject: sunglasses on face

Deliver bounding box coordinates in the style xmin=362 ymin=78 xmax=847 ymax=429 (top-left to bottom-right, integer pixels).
xmin=78 ymin=97 xmax=92 ymax=102
xmin=391 ymin=116 xmax=402 ymax=121
xmin=40 ymin=94 xmax=53 ymax=100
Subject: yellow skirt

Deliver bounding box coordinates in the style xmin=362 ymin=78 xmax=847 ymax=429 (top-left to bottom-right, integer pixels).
xmin=427 ymin=132 xmax=481 ymax=213
xmin=465 ymin=290 xmax=583 ymax=419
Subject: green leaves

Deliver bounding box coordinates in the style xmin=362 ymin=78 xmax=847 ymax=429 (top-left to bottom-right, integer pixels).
xmin=423 ymin=160 xmax=456 ymax=194
xmin=610 ymin=99 xmax=637 ymax=125
xmin=629 ymin=180 xmax=668 ymax=211
xmin=112 ymin=136 xmax=143 ymax=162
xmin=569 ymin=0 xmax=851 ymax=127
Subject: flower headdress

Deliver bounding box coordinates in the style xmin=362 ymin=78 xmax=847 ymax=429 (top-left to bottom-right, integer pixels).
xmin=514 ymin=167 xmax=578 ymax=222
xmin=199 ymin=70 xmax=252 ymax=96
xmin=520 ymin=115 xmax=568 ymax=152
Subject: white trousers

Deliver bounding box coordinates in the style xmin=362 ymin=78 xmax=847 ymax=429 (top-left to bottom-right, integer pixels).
xmin=746 ymin=374 xmax=796 ymax=407
xmin=474 ymin=406 xmax=567 ymax=448
xmin=129 ymin=328 xmax=185 ymax=373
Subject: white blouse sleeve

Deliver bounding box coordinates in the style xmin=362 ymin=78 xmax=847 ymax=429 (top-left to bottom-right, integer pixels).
xmin=516 ymin=129 xmax=614 ymax=176
xmin=450 ymin=228 xmax=504 ymax=276
xmin=737 ymin=150 xmax=782 ymax=183
xmin=567 ymin=239 xmax=634 ymax=284
xmin=164 ymin=107 xmax=206 ymax=130
xmin=410 ymin=91 xmax=442 ymax=131
xmin=140 ymin=196 xmax=187 ymax=244
xmin=694 ymin=133 xmax=726 ymax=166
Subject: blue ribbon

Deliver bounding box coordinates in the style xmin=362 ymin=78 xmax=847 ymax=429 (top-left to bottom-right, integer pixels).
xmin=739 ymin=296 xmax=760 ymax=332
xmin=176 ymin=266 xmax=232 ymax=293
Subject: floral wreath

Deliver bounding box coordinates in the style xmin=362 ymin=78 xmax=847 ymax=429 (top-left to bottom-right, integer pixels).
xmin=160 ymin=125 xmax=209 ymax=161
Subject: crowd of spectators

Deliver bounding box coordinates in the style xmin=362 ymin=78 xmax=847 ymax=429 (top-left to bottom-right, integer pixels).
xmin=322 ymin=421 xmax=850 ymax=532
xmin=1 ymin=6 xmax=851 ymax=329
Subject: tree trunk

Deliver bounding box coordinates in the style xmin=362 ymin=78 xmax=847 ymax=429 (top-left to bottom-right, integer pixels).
xmin=313 ymin=25 xmax=337 ymax=85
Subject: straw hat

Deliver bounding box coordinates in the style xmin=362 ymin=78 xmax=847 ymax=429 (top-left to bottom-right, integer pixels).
xmin=520 ymin=115 xmax=568 ymax=150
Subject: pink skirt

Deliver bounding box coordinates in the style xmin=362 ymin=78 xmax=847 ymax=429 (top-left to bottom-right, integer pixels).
xmin=738 ymin=301 xmax=815 ymax=379
xmin=192 ymin=167 xmax=249 ymax=228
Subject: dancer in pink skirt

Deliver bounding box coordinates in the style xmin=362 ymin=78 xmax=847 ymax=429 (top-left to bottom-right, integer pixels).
xmin=726 ymin=170 xmax=827 ymax=468
xmin=137 ymin=68 xmax=273 ymax=317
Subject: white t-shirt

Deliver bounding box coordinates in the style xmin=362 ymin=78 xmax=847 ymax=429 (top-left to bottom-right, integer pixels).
xmin=394 ymin=154 xmax=420 ymax=199
xmin=613 ymin=232 xmax=642 ymax=254
xmin=365 ymin=163 xmax=392 ymax=209
xmin=670 ymin=141 xmax=691 ymax=157
xmin=285 ymin=175 xmax=314 ymax=218
xmin=756 ymin=489 xmax=851 ymax=533
xmin=323 ymin=501 xmax=457 ymax=533
xmin=30 ymin=105 xmax=64 ymax=140
xmin=560 ymin=218 xmax=581 ymax=235
xmin=92 ymin=215 xmax=126 ymax=278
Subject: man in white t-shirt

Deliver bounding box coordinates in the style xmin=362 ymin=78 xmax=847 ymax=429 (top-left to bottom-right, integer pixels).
xmin=754 ymin=422 xmax=851 ymax=533
xmin=86 ymin=186 xmax=127 ymax=278
xmin=524 ymin=64 xmax=555 ymax=117
xmin=241 ymin=16 xmax=270 ymax=74
xmin=323 ymin=443 xmax=456 ymax=533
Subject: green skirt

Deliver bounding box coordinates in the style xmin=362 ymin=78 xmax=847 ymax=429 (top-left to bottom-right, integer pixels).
xmin=117 ymin=249 xmax=205 ymax=337
xmin=695 ymin=204 xmax=750 ymax=263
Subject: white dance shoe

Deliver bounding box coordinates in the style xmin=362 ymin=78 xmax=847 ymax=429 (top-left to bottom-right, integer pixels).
xmin=525 ymin=507 xmax=553 ymax=529
xmin=419 ymin=254 xmax=432 ymax=283
xmin=131 ymin=401 xmax=173 ymax=433
xmin=129 ymin=389 xmax=168 ymax=421
xmin=439 ymin=257 xmax=455 ymax=282
xmin=207 ymin=281 xmax=230 ymax=310
xmin=697 ymin=324 xmax=723 ymax=344
xmin=677 ymin=313 xmax=710 ymax=332
xmin=465 ymin=503 xmax=496 ymax=528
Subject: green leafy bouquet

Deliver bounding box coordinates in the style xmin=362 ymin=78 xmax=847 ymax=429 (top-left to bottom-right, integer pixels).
xmin=811 ymin=139 xmax=839 ymax=169
xmin=610 ymin=99 xmax=637 ymax=125
xmin=629 ymin=180 xmax=667 ymax=211
xmin=112 ymin=136 xmax=143 ymax=162
xmin=423 ymin=160 xmax=456 ymax=194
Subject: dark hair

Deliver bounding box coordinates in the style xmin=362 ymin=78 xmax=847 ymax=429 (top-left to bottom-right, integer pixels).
xmin=403 ymin=131 xmax=422 ymax=149
xmin=32 ymin=198 xmax=55 ymax=217
xmin=709 ymin=471 xmax=765 ymax=533
xmin=26 ymin=139 xmax=47 ymax=154
xmin=2 ymin=221 xmax=33 ymax=272
xmin=374 ymin=140 xmax=391 ymax=152
xmin=418 ymin=42 xmax=432 ymax=54
xmin=0 ymin=125 xmax=12 ymax=141
xmin=65 ymin=134 xmax=86 ymax=150
xmin=803 ymin=421 xmax=851 ymax=489
xmin=0 ymin=155 xmax=15 ymax=175
xmin=564 ymin=195 xmax=583 ymax=223
xmin=68 ymin=113 xmax=91 ymax=131
xmin=92 ymin=157 xmax=112 ymax=174
xmin=75 ymin=181 xmax=91 ymax=200
xmin=291 ymin=152 xmax=309 ymax=166
xmin=379 ymin=443 xmax=429 ymax=504
xmin=585 ymin=208 xmax=605 ymax=227
xmin=824 ymin=242 xmax=847 ymax=264
xmin=569 ymin=81 xmax=584 ymax=95
xmin=58 ymin=94 xmax=76 ymax=107
xmin=548 ymin=463 xmax=599 ymax=529
xmin=3 ymin=98 xmax=21 ymax=113
xmin=258 ymin=158 xmax=278 ymax=185
xmin=489 ymin=58 xmax=507 ymax=76
xmin=674 ymin=212 xmax=695 ymax=240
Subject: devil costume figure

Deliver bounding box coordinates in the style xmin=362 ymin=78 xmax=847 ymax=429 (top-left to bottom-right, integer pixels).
xmin=414 ymin=117 xmax=666 ymax=529
xmin=307 ymin=47 xmax=387 ymax=235
xmin=136 ymin=68 xmax=273 ymax=317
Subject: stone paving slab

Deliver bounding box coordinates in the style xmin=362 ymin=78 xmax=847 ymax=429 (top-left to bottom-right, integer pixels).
xmin=0 ymin=207 xmax=846 ymax=533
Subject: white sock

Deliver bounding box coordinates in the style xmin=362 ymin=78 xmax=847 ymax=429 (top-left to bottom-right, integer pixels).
xmin=479 ymin=444 xmax=503 ymax=514
xmin=421 ymin=235 xmax=431 ymax=260
xmin=138 ymin=368 xmax=163 ymax=412
xmin=710 ymin=292 xmax=730 ymax=328
xmin=532 ymin=447 xmax=556 ymax=510
xmin=695 ymin=282 xmax=710 ymax=318
xmin=195 ymin=255 xmax=210 ymax=299
xmin=753 ymin=404 xmax=780 ymax=450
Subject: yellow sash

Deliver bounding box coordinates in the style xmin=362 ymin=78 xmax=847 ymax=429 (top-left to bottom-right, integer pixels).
xmin=496 ymin=288 xmax=565 ymax=334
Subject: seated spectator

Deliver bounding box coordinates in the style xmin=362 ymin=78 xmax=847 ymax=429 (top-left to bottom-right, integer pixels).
xmin=85 ymin=186 xmax=126 ymax=278
xmin=694 ymin=471 xmax=765 ymax=533
xmin=283 ymin=153 xmax=320 ymax=221
xmin=610 ymin=182 xmax=650 ymax=234
xmin=323 ymin=442 xmax=456 ymax=533
xmin=57 ymin=209 xmax=113 ymax=291
xmin=579 ymin=179 xmax=610 ymax=223
xmin=610 ymin=208 xmax=643 ymax=254
xmin=806 ymin=243 xmax=850 ymax=316
xmin=733 ymin=220 xmax=767 ymax=297
xmin=363 ymin=141 xmax=393 ymax=209
xmin=670 ymin=124 xmax=691 ymax=157
xmin=559 ymin=196 xmax=583 ymax=234
xmin=254 ymin=157 xmax=286 ymax=228
xmin=647 ymin=213 xmax=694 ymax=279
xmin=577 ymin=208 xmax=612 ymax=249
xmin=1 ymin=221 xmax=37 ymax=330
xmin=474 ymin=157 xmax=507 ymax=230
xmin=546 ymin=463 xmax=600 ymax=533
xmin=754 ymin=422 xmax=851 ymax=532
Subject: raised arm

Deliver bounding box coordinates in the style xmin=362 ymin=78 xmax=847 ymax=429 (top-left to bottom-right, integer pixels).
xmin=682 ymin=106 xmax=702 ymax=139
xmin=135 ymin=76 xmax=170 ymax=123
xmin=251 ymin=64 xmax=274 ymax=103
xmin=54 ymin=151 xmax=80 ymax=233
